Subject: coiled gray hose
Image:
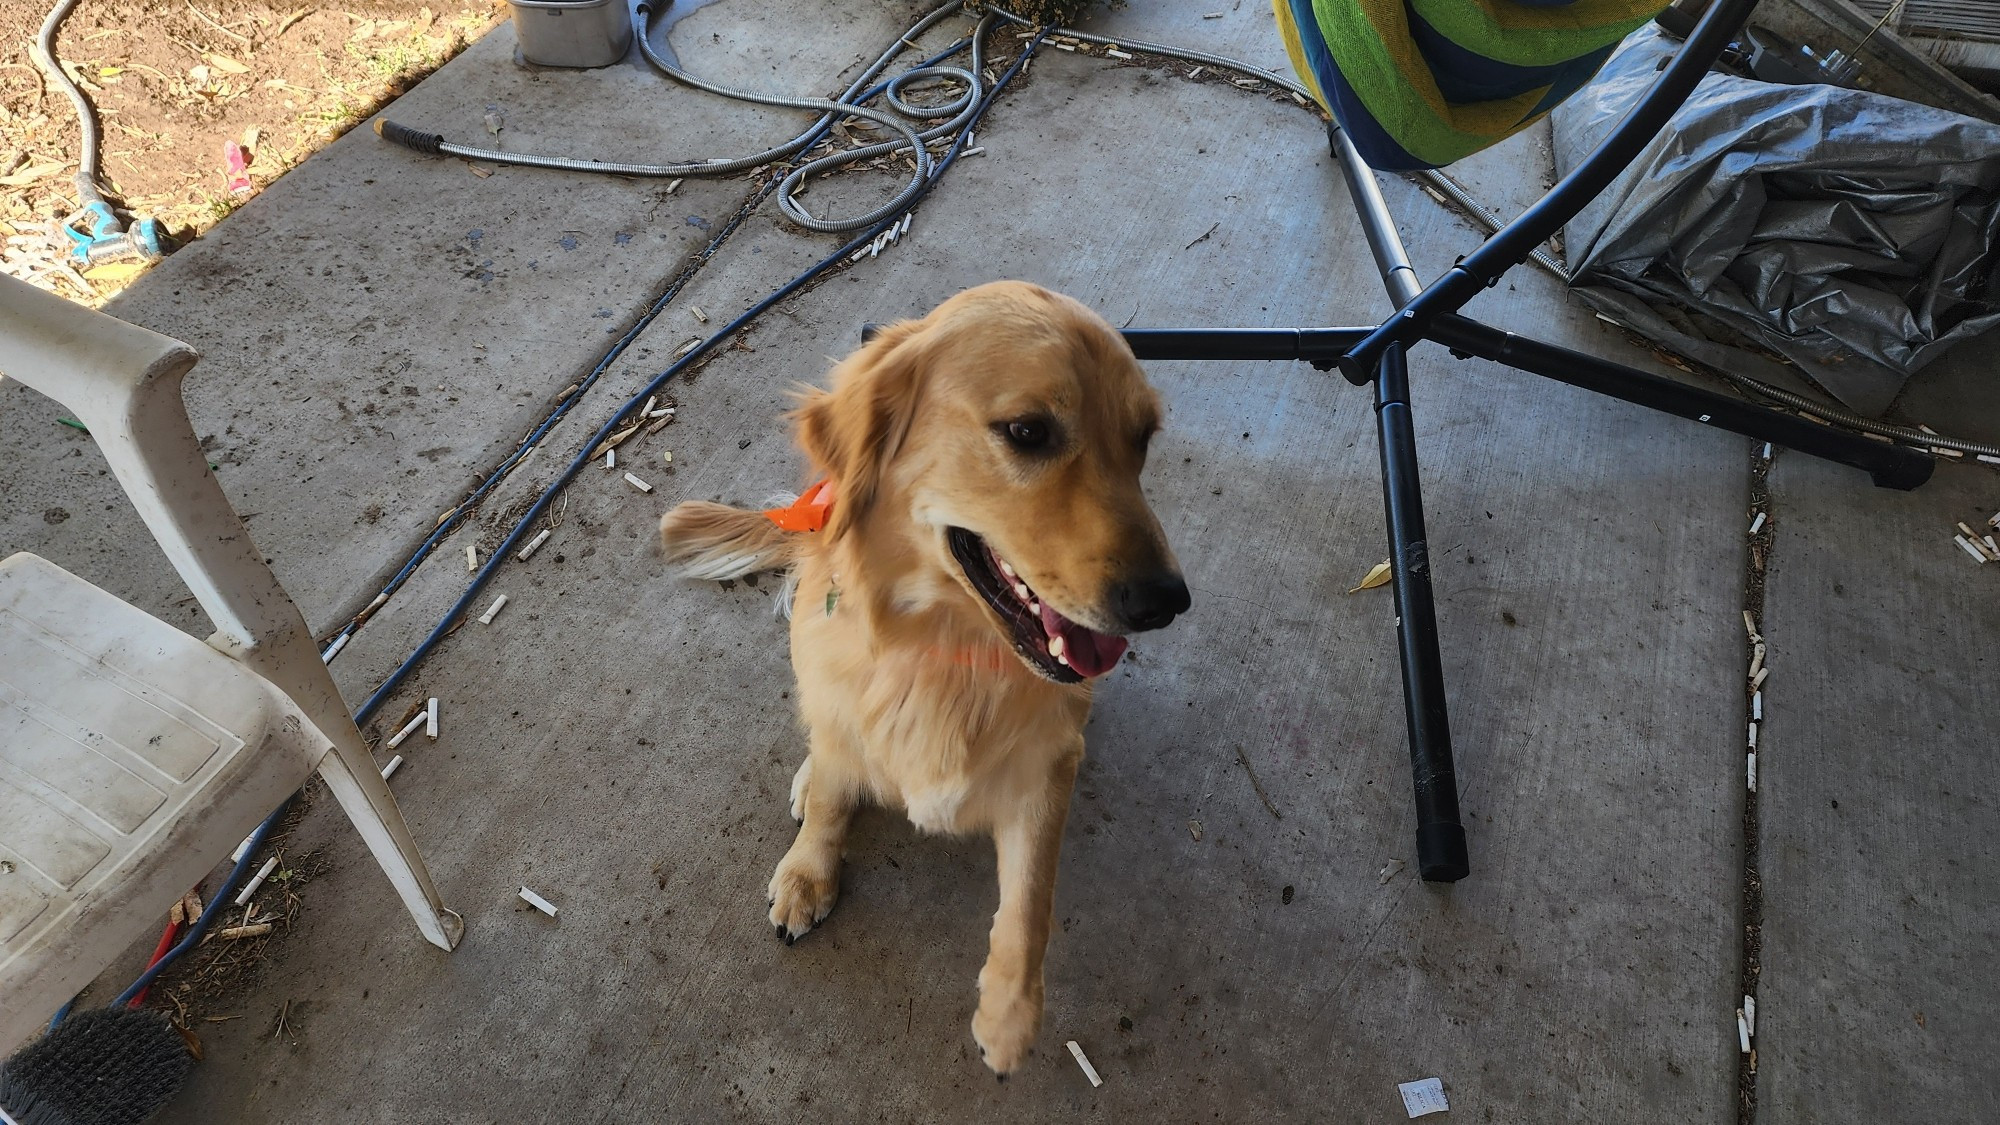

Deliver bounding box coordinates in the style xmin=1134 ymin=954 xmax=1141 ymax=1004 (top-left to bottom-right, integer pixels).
xmin=398 ymin=1 xmax=995 ymax=232
xmin=32 ymin=0 xmax=105 ymax=208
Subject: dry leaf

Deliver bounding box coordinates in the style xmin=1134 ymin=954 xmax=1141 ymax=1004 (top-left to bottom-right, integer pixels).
xmin=461 ymin=160 xmax=491 ymax=178
xmin=243 ymin=125 xmax=261 ymax=153
xmin=83 ymin=261 xmax=148 ymax=282
xmin=205 ymin=53 xmax=251 ymax=74
xmin=175 ymin=1023 xmax=204 ymax=1061
xmin=1347 ymin=560 xmax=1392 ymax=594
xmin=0 ymin=162 xmax=64 ymax=187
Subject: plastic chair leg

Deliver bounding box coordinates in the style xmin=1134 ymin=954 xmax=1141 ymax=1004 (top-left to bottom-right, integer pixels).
xmin=316 ymin=738 xmax=465 ymax=951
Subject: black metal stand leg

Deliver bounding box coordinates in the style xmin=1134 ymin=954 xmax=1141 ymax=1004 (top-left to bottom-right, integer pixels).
xmin=1373 ymin=342 xmax=1469 ymax=882
xmin=1425 ymin=316 xmax=1933 ymax=490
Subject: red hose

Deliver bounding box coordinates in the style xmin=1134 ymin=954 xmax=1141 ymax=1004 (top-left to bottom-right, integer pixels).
xmin=127 ymin=909 xmax=187 ymax=1007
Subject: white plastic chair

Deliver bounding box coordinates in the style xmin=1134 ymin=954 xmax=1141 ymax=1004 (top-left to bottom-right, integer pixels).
xmin=0 ymin=275 xmax=461 ymax=1053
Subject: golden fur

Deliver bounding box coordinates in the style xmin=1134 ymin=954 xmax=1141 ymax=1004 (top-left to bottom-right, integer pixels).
xmin=659 ymin=280 xmax=1186 ymax=1074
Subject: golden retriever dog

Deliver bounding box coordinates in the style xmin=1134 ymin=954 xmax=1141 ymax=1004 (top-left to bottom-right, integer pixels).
xmin=657 ymin=280 xmax=1188 ymax=1075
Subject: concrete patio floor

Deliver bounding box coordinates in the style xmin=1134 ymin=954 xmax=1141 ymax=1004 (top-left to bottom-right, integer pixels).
xmin=6 ymin=1 xmax=1997 ymax=1121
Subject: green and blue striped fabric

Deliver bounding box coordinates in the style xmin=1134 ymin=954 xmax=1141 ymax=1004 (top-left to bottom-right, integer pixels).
xmin=1277 ymin=0 xmax=1665 ymax=169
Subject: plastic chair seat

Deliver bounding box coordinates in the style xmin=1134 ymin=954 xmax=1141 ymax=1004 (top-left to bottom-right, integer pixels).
xmin=0 ymin=553 xmax=316 ymax=1039
xmin=0 ymin=271 xmax=459 ymax=1057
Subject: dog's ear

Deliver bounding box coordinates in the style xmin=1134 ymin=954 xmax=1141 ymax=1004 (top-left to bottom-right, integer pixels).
xmin=792 ymin=320 xmax=926 ymax=539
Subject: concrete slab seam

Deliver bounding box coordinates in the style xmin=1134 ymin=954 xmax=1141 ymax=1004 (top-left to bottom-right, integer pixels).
xmin=1737 ymin=439 xmax=1776 ymax=1124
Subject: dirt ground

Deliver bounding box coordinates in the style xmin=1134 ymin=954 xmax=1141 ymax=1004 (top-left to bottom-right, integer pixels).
xmin=1 ymin=0 xmax=502 ymax=304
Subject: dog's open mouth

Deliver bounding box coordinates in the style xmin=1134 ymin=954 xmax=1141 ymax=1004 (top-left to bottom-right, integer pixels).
xmin=947 ymin=527 xmax=1127 ymax=683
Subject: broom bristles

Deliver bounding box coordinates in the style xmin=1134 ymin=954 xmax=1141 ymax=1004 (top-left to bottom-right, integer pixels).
xmin=0 ymin=1008 xmax=191 ymax=1125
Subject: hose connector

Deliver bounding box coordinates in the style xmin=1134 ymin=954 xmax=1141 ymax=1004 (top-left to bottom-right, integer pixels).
xmin=373 ymin=118 xmax=446 ymax=155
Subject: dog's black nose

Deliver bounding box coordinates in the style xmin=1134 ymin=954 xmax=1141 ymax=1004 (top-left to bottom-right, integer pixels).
xmin=1113 ymin=572 xmax=1190 ymax=632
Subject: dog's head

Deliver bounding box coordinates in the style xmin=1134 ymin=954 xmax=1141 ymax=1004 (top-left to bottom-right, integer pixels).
xmin=794 ymin=281 xmax=1187 ymax=683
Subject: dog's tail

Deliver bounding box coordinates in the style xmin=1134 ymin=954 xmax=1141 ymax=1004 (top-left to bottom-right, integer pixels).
xmin=658 ymin=501 xmax=804 ymax=581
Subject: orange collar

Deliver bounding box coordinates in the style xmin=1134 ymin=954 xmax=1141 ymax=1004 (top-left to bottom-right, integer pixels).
xmin=763 ymin=478 xmax=834 ymax=532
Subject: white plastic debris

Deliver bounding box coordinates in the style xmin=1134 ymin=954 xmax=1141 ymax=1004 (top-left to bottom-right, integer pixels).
xmin=320 ymin=632 xmax=349 ymax=663
xmin=1737 ymin=1010 xmax=1752 ymax=1053
xmin=518 ymin=528 xmax=552 ymax=561
xmin=605 ymin=448 xmax=616 ymax=470
xmin=426 ymin=697 xmax=439 ymax=739
xmin=479 ymin=593 xmax=509 ymax=624
xmin=1955 ymin=535 xmax=1989 ymax=564
xmin=1065 ymin=1040 xmax=1103 ymax=1088
xmin=1752 ymin=691 xmax=1762 ymax=721
xmin=624 ymin=472 xmax=654 ymax=493
xmin=380 ymin=754 xmax=403 ymax=780
xmin=1397 ymin=1077 xmax=1449 ymax=1118
xmin=1762 ymin=442 xmax=1772 ymax=460
xmin=465 ymin=544 xmax=478 ymax=573
xmin=1744 ymin=995 xmax=1757 ymax=1037
xmin=1748 ymin=512 xmax=1766 ymax=535
xmin=519 ymin=886 xmax=558 ymax=917
xmin=235 ymin=857 xmax=279 ymax=906
xmin=387 ymin=710 xmax=427 ymax=750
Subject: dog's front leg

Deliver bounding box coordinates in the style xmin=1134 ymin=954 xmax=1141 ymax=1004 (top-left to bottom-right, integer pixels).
xmin=972 ymin=744 xmax=1081 ymax=1076
xmin=768 ymin=741 xmax=856 ymax=944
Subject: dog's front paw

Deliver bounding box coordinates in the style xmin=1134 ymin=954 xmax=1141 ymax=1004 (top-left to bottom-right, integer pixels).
xmin=767 ymin=848 xmax=839 ymax=944
xmin=971 ymin=978 xmax=1043 ymax=1076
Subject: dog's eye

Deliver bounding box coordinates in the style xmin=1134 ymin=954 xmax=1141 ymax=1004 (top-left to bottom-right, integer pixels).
xmin=1002 ymin=418 xmax=1051 ymax=451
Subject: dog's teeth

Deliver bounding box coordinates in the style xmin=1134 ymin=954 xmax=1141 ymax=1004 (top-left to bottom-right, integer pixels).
xmin=1056 ymin=653 xmax=1070 ymax=666
xmin=1013 ymin=582 xmax=1031 ymax=601
xmin=1048 ymin=636 xmax=1066 ymax=658
xmin=1029 ymin=601 xmax=1041 ymax=615
xmin=999 ymin=560 xmax=1016 ymax=578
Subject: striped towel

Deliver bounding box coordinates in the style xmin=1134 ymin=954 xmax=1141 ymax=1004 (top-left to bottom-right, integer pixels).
xmin=1277 ymin=0 xmax=1666 ymax=169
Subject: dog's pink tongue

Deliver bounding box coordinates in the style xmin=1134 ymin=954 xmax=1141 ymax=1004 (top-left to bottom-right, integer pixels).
xmin=1039 ymin=603 xmax=1127 ymax=678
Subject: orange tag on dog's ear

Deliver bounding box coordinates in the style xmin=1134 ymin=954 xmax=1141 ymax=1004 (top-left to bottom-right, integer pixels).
xmin=763 ymin=478 xmax=835 ymax=532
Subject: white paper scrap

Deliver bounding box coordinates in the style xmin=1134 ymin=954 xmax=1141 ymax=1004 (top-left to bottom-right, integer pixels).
xmin=1398 ymin=1077 xmax=1449 ymax=1118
